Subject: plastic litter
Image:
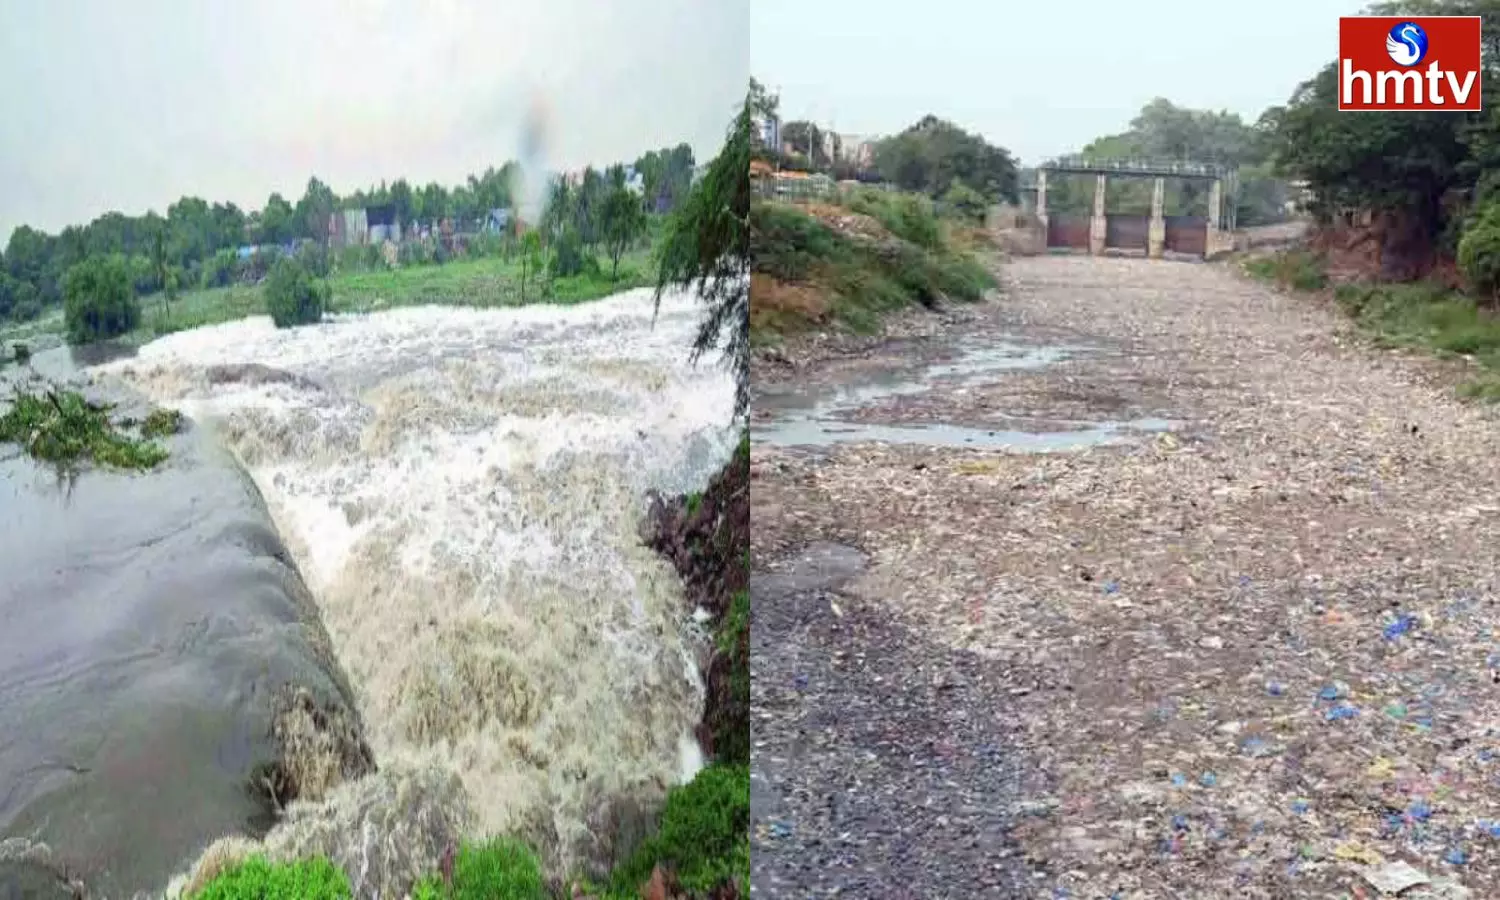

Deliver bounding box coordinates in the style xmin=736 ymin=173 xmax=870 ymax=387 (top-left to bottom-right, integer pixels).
xmin=1383 ymin=613 xmax=1419 ymax=640
xmin=1325 ymin=703 xmax=1358 ymax=721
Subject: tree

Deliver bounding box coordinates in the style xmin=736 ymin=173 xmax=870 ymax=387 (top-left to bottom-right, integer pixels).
xmin=259 ymin=193 xmax=296 ymax=245
xmin=874 ymin=116 xmax=1018 ymax=203
xmin=781 ymin=121 xmax=838 ymax=170
xmin=264 ymin=256 xmax=328 ymax=328
xmin=601 ymin=185 xmax=647 ymax=279
xmin=63 ymin=254 xmax=140 ymax=344
xmin=653 ymin=86 xmax=750 ymax=419
xmin=389 ymin=178 xmax=415 ymax=227
xmin=149 ymin=225 xmax=171 ymax=317
xmin=295 ymin=177 xmax=338 ymax=243
xmin=519 ymin=230 xmax=542 ymax=302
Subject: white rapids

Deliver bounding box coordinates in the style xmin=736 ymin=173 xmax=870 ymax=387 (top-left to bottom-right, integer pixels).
xmin=99 ymin=286 xmax=737 ymax=887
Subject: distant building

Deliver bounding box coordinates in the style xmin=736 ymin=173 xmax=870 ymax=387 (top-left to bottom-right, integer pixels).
xmin=329 ymin=208 xmax=368 ymax=248
xmin=366 ymin=204 xmax=400 ymax=244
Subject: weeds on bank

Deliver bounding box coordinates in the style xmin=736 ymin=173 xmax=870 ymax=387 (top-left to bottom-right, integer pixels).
xmin=1246 ymin=248 xmax=1500 ymax=401
xmin=0 ymin=389 xmax=174 ymax=470
xmin=193 ymin=856 xmax=350 ymax=900
xmin=750 ymin=193 xmax=996 ymax=341
xmin=1242 ymin=248 xmax=1328 ymax=292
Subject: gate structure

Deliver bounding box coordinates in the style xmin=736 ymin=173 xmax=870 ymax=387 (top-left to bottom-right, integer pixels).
xmin=1034 ymin=157 xmax=1236 ymax=259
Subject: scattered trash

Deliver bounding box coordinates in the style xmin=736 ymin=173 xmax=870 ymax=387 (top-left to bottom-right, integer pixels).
xmin=1478 ymin=819 xmax=1500 ymax=839
xmin=1319 ymin=684 xmax=1344 ymax=701
xmin=1291 ymin=799 xmax=1311 ymax=815
xmin=1265 ymin=680 xmax=1285 ymax=696
xmin=1383 ymin=613 xmax=1419 ymax=640
xmin=1408 ymin=800 xmax=1434 ymax=823
xmin=1358 ymin=860 xmax=1431 ymax=894
xmin=1199 ymin=771 xmax=1218 ymax=787
xmin=1326 ymin=703 xmax=1359 ymax=722
xmin=1240 ymin=735 xmax=1274 ymax=757
xmin=1446 ymin=847 xmax=1468 ymax=865
xmin=1334 ymin=840 xmax=1384 ymax=865
xmin=1170 ymin=773 xmax=1187 ymax=787
xmin=793 ymin=674 xmax=809 ymax=690
xmin=1172 ymin=814 xmax=1189 ymax=831
xmin=1102 ymin=581 xmax=1120 ymax=595
xmin=1386 ymin=703 xmax=1409 ymax=720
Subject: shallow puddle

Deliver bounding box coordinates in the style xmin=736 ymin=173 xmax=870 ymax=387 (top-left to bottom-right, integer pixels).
xmin=754 ymin=338 xmax=1175 ymax=451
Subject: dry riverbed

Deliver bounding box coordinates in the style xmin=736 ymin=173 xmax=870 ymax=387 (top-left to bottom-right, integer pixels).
xmin=750 ymin=253 xmax=1500 ymax=898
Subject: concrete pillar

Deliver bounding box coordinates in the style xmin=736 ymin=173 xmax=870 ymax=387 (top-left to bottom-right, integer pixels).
xmin=1148 ymin=177 xmax=1166 ymax=258
xmin=1207 ymin=179 xmax=1223 ymax=232
xmin=1089 ymin=173 xmax=1107 ymax=255
xmin=1035 ymin=169 xmax=1049 ymax=232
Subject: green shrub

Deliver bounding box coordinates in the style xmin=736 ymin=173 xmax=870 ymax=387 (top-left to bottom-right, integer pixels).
xmin=549 ymin=228 xmax=593 ymax=278
xmin=847 ymin=189 xmax=943 ymax=249
xmin=297 ymin=241 xmax=332 ymax=278
xmin=410 ymin=837 xmax=547 ymax=900
xmin=603 ymin=764 xmax=750 ymax=898
xmin=63 ymin=254 xmax=140 ymax=344
xmin=13 ymin=342 xmax=31 ymax=364
xmin=264 ymin=257 xmax=328 ymax=328
xmin=940 ymin=181 xmax=990 ymax=224
xmin=202 ymin=249 xmax=239 ymax=288
xmin=1459 ymin=204 xmax=1500 ymax=300
xmin=1244 ymin=249 xmax=1327 ymax=292
xmin=192 ymin=856 xmax=350 ymax=900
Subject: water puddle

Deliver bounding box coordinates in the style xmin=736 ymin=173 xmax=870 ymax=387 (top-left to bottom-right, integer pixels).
xmin=754 ymin=339 xmax=1174 ymax=451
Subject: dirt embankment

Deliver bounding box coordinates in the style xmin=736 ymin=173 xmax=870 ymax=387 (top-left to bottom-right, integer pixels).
xmin=645 ymin=438 xmax=750 ymax=769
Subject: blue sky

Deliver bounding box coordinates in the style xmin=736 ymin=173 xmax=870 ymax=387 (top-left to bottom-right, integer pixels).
xmin=751 ymin=0 xmax=1365 ymax=165
xmin=0 ymin=0 xmax=748 ymax=241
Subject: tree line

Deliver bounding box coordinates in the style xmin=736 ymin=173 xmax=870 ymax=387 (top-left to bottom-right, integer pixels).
xmin=749 ymin=78 xmax=1020 ymax=216
xmin=0 ymin=144 xmax=698 ymax=324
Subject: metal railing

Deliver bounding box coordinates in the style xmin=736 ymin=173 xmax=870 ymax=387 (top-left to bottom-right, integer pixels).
xmin=1037 ymin=157 xmax=1233 ymax=179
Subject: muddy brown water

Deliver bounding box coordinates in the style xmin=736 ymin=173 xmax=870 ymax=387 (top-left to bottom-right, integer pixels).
xmin=0 ymin=348 xmax=365 ymax=898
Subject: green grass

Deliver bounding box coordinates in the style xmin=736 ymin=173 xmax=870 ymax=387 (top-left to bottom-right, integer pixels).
xmin=191 ymin=856 xmax=350 ymax=900
xmin=1242 ymin=249 xmax=1329 ymax=292
xmin=750 ymin=197 xmax=996 ymax=342
xmin=411 ymin=838 xmax=548 ymax=900
xmin=0 ymin=389 xmax=174 ymax=471
xmin=1 ymin=246 xmax=659 ymax=351
xmin=590 ymin=764 xmax=751 ymax=900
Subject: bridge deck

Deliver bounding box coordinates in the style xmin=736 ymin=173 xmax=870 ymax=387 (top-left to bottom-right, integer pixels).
xmin=1035 ymin=157 xmax=1231 ymax=181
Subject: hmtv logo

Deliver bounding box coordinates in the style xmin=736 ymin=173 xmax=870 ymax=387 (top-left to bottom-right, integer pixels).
xmin=1339 ymin=16 xmax=1483 ymax=111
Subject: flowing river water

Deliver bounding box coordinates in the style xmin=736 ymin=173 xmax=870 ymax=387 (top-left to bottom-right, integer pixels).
xmin=0 ymin=286 xmax=737 ymax=897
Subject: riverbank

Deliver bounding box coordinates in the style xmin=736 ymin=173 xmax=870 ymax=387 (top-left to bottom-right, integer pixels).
xmin=0 ymin=247 xmax=657 ymax=354
xmin=748 ymin=189 xmax=996 ymax=360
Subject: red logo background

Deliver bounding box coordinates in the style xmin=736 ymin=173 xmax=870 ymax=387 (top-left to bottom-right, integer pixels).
xmin=1338 ymin=16 xmax=1483 ymax=111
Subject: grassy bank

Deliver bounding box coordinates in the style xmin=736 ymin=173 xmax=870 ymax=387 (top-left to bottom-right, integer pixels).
xmin=1243 ymin=247 xmax=1500 ymax=399
xmin=750 ymin=188 xmax=997 ymax=343
xmin=188 ymin=435 xmax=752 ymax=900
xmin=0 ymin=247 xmax=657 ymax=352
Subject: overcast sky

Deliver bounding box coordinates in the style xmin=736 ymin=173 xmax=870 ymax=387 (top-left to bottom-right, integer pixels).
xmin=0 ymin=0 xmax=748 ymax=242
xmin=751 ymin=0 xmax=1363 ymax=165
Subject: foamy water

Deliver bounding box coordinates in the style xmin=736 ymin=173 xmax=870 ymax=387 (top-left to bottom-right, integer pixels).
xmin=99 ymin=287 xmax=736 ymax=885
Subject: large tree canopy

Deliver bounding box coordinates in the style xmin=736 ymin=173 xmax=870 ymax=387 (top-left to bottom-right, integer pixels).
xmin=874 ymin=116 xmax=1018 ymax=204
